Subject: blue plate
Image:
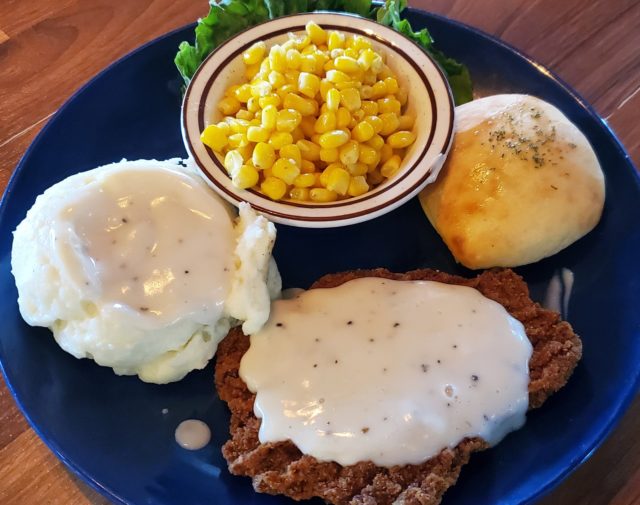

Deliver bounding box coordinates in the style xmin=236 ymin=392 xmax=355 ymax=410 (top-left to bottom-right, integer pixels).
xmin=1 ymin=9 xmax=639 ymax=505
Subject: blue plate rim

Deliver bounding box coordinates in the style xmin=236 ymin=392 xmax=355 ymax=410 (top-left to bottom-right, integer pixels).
xmin=0 ymin=7 xmax=638 ymax=505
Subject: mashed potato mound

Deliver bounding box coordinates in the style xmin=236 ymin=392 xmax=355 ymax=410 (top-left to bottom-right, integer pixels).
xmin=11 ymin=158 xmax=281 ymax=383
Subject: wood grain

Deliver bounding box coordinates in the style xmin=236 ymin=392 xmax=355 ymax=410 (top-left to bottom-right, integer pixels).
xmin=0 ymin=1 xmax=638 ymax=504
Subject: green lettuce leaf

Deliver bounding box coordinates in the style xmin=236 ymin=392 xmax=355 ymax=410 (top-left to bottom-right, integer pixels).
xmin=175 ymin=0 xmax=472 ymax=104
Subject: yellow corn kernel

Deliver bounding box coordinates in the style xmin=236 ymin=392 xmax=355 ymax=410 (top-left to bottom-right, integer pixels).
xmin=296 ymin=33 xmax=312 ymax=50
xmin=311 ymin=134 xmax=322 ymax=145
xmin=326 ymin=69 xmax=350 ymax=84
xmin=280 ymin=144 xmax=302 ymax=167
xmin=353 ymin=35 xmax=372 ymax=51
xmin=298 ymin=116 xmax=315 ymax=137
xmin=323 ymin=59 xmax=335 ymax=72
xmin=224 ymin=150 xmax=243 ymax=175
xmin=314 ymin=111 xmax=337 ymax=133
xmin=346 ymin=162 xmax=368 ymax=176
xmin=298 ymin=72 xmax=321 ymax=98
xmin=325 ymin=167 xmax=350 ymax=195
xmin=300 ymin=43 xmax=317 ymax=56
xmin=276 ymin=83 xmax=296 ymax=100
xmin=334 ymin=56 xmax=360 ymax=73
xmin=378 ymin=97 xmax=401 ymax=115
xmin=380 ymin=144 xmax=394 ymax=162
xmin=261 ymin=105 xmax=277 ymax=130
xmin=319 ymin=129 xmax=350 ymax=149
xmin=235 ymin=109 xmax=254 ymax=120
xmin=259 ymin=94 xmax=281 ymax=108
xmin=268 ymin=70 xmax=286 ymax=88
xmin=296 ymin=139 xmax=321 ymax=161
xmin=363 ymin=71 xmax=377 ymax=85
xmin=352 ymin=120 xmax=375 ymax=142
xmin=269 ymin=45 xmax=287 ymax=72
xmin=326 ymin=88 xmax=341 ymax=111
xmin=218 ymin=96 xmax=241 ymax=115
xmin=371 ymin=80 xmax=387 ymax=99
xmin=379 ymin=112 xmax=400 ymax=136
xmin=245 ymin=63 xmax=260 ymax=80
xmin=293 ymin=173 xmax=316 ymax=188
xmin=330 ymin=48 xmax=345 ymax=59
xmin=360 ymin=100 xmax=378 ymax=116
xmin=232 ymin=164 xmax=259 ymax=189
xmin=320 ymin=103 xmax=330 ymax=114
xmin=361 ymin=115 xmax=382 ymax=135
xmin=276 ymin=108 xmax=302 ymax=132
xmin=243 ymin=41 xmax=266 ymax=65
xmin=327 ymin=31 xmax=345 ymax=51
xmin=387 ymin=130 xmax=416 ymax=149
xmin=252 ymin=142 xmax=276 ymax=170
xmin=246 ymin=97 xmax=260 ymax=113
xmin=261 ymin=176 xmax=287 ymax=200
xmin=286 ymin=48 xmax=302 ymax=69
xmin=335 ymin=80 xmax=360 ymax=91
xmin=340 ymin=88 xmax=361 ymax=112
xmin=397 ymin=87 xmax=408 ymax=106
xmin=398 ymin=114 xmax=415 ymax=130
xmin=237 ymin=143 xmax=254 ymax=161
xmin=225 ymin=84 xmax=240 ymax=98
xmin=357 ymin=48 xmax=377 ymax=70
xmin=380 ymin=154 xmax=402 ymax=178
xmin=339 ymin=140 xmax=360 ymax=165
xmin=360 ymin=85 xmax=373 ymax=99
xmin=247 ymin=126 xmax=270 ymax=143
xmin=201 ymin=124 xmax=228 ymax=152
xmin=367 ymin=134 xmax=385 ymax=151
xmin=383 ymin=77 xmax=399 ymax=94
xmin=234 ymin=84 xmax=253 ymax=103
xmin=229 ymin=118 xmax=250 ymax=134
xmin=344 ymin=47 xmax=358 ymax=59
xmin=250 ymin=80 xmax=272 ymax=98
xmin=319 ymin=79 xmax=333 ymax=101
xmin=216 ymin=121 xmax=231 ymax=134
xmin=352 ymin=108 xmax=364 ymax=121
xmin=300 ymin=159 xmax=316 ymax=173
xmin=348 ymin=175 xmax=369 ymax=197
xmin=320 ymin=147 xmax=339 ymax=163
xmin=269 ymin=131 xmax=293 ymax=149
xmin=228 ymin=133 xmax=249 ymax=148
xmin=283 ymin=93 xmax=317 ymax=116
xmin=370 ymin=54 xmax=384 ymax=73
xmin=289 ymin=187 xmax=310 ymax=201
xmin=358 ymin=144 xmax=379 ymax=165
xmin=319 ymin=163 xmax=342 ymax=185
xmin=272 ymin=158 xmax=300 ymax=184
xmin=336 ymin=107 xmax=352 ymax=128
xmin=310 ymin=187 xmax=338 ymax=202
xmin=299 ymin=55 xmax=317 ymax=74
xmin=305 ymin=21 xmax=327 ymax=45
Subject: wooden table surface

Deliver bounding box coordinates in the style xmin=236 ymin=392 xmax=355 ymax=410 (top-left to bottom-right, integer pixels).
xmin=0 ymin=1 xmax=638 ymax=504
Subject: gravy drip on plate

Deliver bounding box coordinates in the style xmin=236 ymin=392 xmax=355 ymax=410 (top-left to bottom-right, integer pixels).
xmin=175 ymin=419 xmax=211 ymax=450
xmin=240 ymin=278 xmax=532 ymax=467
xmin=54 ymin=166 xmax=234 ymax=326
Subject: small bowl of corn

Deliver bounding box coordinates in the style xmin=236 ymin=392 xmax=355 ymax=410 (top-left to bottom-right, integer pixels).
xmin=182 ymin=12 xmax=454 ymax=228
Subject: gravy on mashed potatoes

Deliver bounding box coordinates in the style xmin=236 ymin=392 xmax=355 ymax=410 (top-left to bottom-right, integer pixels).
xmin=420 ymin=94 xmax=605 ymax=269
xmin=11 ymin=159 xmax=280 ymax=383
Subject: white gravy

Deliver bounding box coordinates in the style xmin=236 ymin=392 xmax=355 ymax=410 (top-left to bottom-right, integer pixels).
xmin=54 ymin=165 xmax=235 ymax=326
xmin=175 ymin=419 xmax=211 ymax=450
xmin=240 ymin=278 xmax=533 ymax=467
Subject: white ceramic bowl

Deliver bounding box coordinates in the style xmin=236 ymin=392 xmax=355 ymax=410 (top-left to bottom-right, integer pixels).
xmin=182 ymin=12 xmax=454 ymax=228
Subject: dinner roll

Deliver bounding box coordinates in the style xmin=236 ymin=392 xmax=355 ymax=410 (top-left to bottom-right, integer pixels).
xmin=419 ymin=94 xmax=605 ymax=269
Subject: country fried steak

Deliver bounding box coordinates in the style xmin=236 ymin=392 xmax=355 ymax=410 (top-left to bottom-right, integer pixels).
xmin=214 ymin=268 xmax=582 ymax=505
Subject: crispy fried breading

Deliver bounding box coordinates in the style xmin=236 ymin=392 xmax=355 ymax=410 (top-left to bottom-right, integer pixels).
xmin=215 ymin=268 xmax=582 ymax=505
